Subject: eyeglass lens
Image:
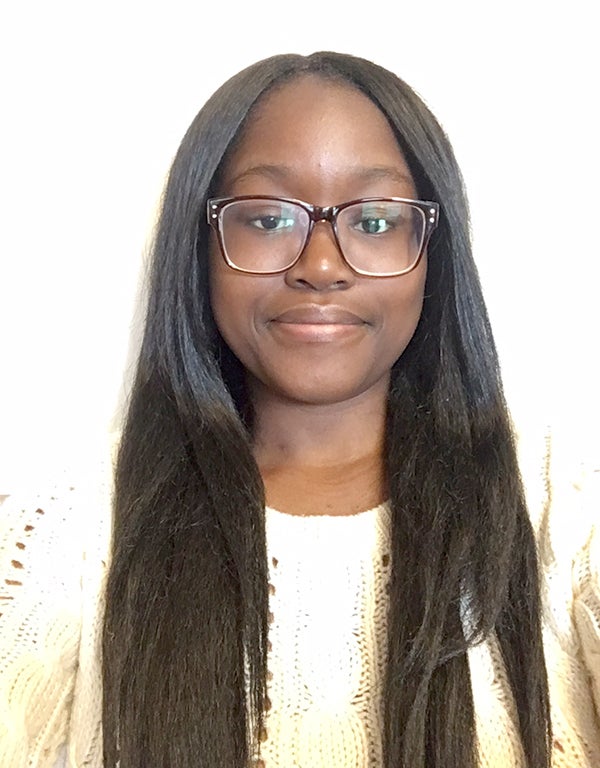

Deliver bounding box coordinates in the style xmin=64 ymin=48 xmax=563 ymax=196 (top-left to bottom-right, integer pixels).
xmin=218 ymin=199 xmax=426 ymax=275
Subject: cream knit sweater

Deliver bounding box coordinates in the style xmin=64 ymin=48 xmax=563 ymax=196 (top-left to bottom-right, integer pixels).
xmin=0 ymin=423 xmax=599 ymax=767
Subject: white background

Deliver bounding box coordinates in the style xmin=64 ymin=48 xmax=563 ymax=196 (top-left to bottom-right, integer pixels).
xmin=1 ymin=1 xmax=598 ymax=485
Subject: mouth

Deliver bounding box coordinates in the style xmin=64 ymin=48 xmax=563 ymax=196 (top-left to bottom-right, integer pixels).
xmin=269 ymin=305 xmax=367 ymax=342
xmin=272 ymin=305 xmax=365 ymax=326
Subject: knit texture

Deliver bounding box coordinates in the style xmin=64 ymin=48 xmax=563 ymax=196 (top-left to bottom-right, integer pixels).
xmin=259 ymin=504 xmax=391 ymax=767
xmin=1 ymin=423 xmax=599 ymax=767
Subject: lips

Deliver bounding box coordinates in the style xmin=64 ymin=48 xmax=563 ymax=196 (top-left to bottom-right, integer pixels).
xmin=268 ymin=305 xmax=368 ymax=343
xmin=272 ymin=305 xmax=365 ymax=325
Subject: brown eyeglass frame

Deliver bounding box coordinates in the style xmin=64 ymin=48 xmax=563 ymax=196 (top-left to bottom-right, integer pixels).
xmin=206 ymin=195 xmax=440 ymax=277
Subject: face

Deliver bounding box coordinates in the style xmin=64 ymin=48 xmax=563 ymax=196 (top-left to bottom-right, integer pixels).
xmin=209 ymin=76 xmax=427 ymax=408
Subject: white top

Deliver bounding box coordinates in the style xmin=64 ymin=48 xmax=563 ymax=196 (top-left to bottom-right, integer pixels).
xmin=261 ymin=504 xmax=391 ymax=767
xmin=0 ymin=422 xmax=599 ymax=767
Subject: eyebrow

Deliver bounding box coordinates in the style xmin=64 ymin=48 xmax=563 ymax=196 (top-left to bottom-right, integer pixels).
xmin=227 ymin=164 xmax=414 ymax=188
xmin=348 ymin=165 xmax=415 ymax=186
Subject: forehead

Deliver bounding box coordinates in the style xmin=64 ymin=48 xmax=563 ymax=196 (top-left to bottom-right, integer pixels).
xmin=218 ymin=75 xmax=416 ymax=199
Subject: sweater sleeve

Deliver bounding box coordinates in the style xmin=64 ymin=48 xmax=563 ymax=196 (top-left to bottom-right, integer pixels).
xmin=0 ymin=480 xmax=84 ymax=768
xmin=537 ymin=423 xmax=600 ymax=763
xmin=0 ymin=464 xmax=111 ymax=768
xmin=508 ymin=418 xmax=600 ymax=767
xmin=66 ymin=466 xmax=111 ymax=768
xmin=572 ymin=459 xmax=600 ymax=723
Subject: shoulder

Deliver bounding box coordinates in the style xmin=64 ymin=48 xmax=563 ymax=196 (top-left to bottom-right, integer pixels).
xmin=0 ymin=442 xmax=115 ymax=582
xmin=513 ymin=414 xmax=598 ymax=635
xmin=0 ymin=478 xmax=99 ymax=608
xmin=512 ymin=414 xmax=597 ymax=545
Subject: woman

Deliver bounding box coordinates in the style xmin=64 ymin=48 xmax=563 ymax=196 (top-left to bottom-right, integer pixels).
xmin=1 ymin=52 xmax=599 ymax=768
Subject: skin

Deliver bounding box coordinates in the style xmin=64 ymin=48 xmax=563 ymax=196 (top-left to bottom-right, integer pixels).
xmin=209 ymin=76 xmax=427 ymax=515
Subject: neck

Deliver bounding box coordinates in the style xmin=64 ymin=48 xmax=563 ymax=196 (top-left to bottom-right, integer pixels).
xmin=251 ymin=382 xmax=388 ymax=515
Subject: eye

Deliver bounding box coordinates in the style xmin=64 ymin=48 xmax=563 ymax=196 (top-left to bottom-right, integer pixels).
xmin=249 ymin=214 xmax=296 ymax=232
xmin=344 ymin=202 xmax=409 ymax=236
xmin=354 ymin=215 xmax=394 ymax=235
xmin=236 ymin=202 xmax=299 ymax=233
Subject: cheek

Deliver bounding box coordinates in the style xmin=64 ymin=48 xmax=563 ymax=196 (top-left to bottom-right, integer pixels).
xmin=209 ymin=271 xmax=247 ymax=351
xmin=384 ymin=261 xmax=427 ymax=357
xmin=208 ymin=248 xmax=242 ymax=347
xmin=209 ymin=239 xmax=244 ymax=326
xmin=208 ymin=253 xmax=268 ymax=367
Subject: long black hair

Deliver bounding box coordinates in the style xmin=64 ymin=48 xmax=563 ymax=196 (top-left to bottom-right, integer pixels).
xmin=103 ymin=51 xmax=551 ymax=767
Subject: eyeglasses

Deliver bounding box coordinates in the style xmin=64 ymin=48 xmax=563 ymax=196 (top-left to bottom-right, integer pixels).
xmin=207 ymin=195 xmax=439 ymax=277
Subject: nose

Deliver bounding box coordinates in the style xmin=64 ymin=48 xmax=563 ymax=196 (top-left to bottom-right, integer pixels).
xmin=284 ymin=220 xmax=356 ymax=291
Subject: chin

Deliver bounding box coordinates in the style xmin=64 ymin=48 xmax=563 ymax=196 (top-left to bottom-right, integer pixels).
xmin=265 ymin=374 xmax=389 ymax=409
